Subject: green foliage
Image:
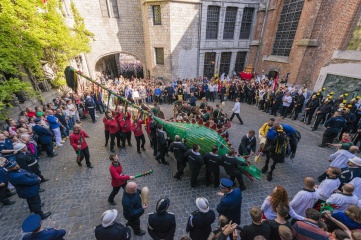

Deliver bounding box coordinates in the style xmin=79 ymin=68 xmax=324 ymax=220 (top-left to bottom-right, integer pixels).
xmin=0 ymin=0 xmax=93 ymax=87
xmin=0 ymin=78 xmax=35 ymax=119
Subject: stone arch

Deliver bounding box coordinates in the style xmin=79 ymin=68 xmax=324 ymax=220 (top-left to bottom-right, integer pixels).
xmin=94 ymin=51 xmax=145 ymax=80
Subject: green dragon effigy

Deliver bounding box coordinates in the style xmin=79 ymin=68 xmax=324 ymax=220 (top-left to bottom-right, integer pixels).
xmin=64 ymin=66 xmax=262 ymax=180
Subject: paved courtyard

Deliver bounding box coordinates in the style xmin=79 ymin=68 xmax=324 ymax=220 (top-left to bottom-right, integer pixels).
xmin=1 ymin=100 xmax=340 ymax=239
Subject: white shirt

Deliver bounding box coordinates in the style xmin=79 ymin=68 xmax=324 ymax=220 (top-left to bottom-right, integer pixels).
xmin=326 ymin=193 xmax=358 ymax=213
xmin=329 ymin=150 xmax=356 ymax=169
xmin=282 ymin=95 xmax=292 ymax=107
xmin=233 ymin=102 xmax=241 ymax=113
xmin=349 ymin=177 xmax=361 ymax=199
xmin=290 ymin=189 xmax=319 ymax=217
xmin=261 ymin=196 xmax=304 ymax=220
xmin=316 ymin=178 xmax=341 ymax=201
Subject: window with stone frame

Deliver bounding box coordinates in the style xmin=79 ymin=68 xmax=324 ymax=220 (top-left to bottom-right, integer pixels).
xmin=99 ymin=0 xmax=109 ymax=17
xmin=203 ymin=52 xmax=216 ymax=79
xmin=272 ymin=0 xmax=304 ymax=56
xmin=109 ymin=0 xmax=119 ymax=18
xmin=220 ymin=52 xmax=232 ymax=75
xmin=239 ymin=8 xmax=254 ymax=39
xmin=153 ymin=5 xmax=162 ymax=25
xmin=223 ymin=7 xmax=238 ymax=39
xmin=155 ymin=48 xmax=164 ymax=65
xmin=206 ymin=6 xmax=220 ymax=39
xmin=234 ymin=51 xmax=247 ymax=73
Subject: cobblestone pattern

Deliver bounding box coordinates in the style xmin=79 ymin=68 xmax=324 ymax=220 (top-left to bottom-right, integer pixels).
xmin=0 ymin=100 xmax=340 ymax=239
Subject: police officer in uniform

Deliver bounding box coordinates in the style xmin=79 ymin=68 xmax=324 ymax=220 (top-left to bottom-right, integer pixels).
xmin=147 ymin=197 xmax=176 ymax=240
xmin=221 ymin=149 xmax=248 ymax=191
xmin=203 ymin=145 xmax=221 ymax=188
xmin=185 ymin=144 xmax=204 ymax=188
xmin=216 ymin=178 xmax=243 ymax=225
xmin=0 ymin=132 xmax=16 ymax=162
xmin=319 ymin=111 xmax=346 ymax=147
xmin=22 ymin=214 xmax=66 ymax=240
xmin=186 ymin=197 xmax=216 ymax=240
xmin=169 ymin=135 xmax=188 ymax=179
xmin=85 ymin=95 xmax=96 ymax=123
xmin=292 ymin=91 xmax=305 ymax=120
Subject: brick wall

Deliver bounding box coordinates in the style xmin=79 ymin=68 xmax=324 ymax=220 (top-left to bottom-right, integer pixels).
xmin=250 ymin=0 xmax=361 ymax=88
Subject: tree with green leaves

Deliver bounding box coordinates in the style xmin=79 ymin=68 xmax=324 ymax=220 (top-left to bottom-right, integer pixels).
xmin=0 ymin=0 xmax=93 ymax=119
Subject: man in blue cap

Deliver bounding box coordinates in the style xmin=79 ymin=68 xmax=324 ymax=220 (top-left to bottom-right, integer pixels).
xmin=279 ymin=123 xmax=299 ymax=159
xmin=216 ymin=178 xmax=243 ymax=226
xmin=22 ymin=214 xmax=66 ymax=240
xmin=0 ymin=158 xmax=51 ymax=219
xmin=32 ymin=118 xmax=57 ymax=158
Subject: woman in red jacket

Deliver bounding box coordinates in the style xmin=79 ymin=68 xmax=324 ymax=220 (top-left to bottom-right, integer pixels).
xmin=108 ymin=154 xmax=134 ymax=205
xmin=119 ymin=112 xmax=132 ymax=147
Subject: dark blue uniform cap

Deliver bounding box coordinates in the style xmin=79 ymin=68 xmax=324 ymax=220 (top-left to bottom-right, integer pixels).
xmin=22 ymin=214 xmax=41 ymax=232
xmin=220 ymin=178 xmax=233 ymax=188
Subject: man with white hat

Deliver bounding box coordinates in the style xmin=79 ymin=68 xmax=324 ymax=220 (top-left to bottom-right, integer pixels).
xmin=147 ymin=197 xmax=176 ymax=239
xmin=339 ymin=156 xmax=361 ymax=188
xmin=14 ymin=143 xmax=48 ymax=183
xmin=186 ymin=197 xmax=215 ymax=240
xmin=95 ymin=209 xmax=131 ymax=240
xmin=22 ymin=214 xmax=66 ymax=239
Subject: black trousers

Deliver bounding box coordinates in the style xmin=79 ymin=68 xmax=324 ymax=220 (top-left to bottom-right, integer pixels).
xmin=104 ymin=130 xmax=110 ymax=146
xmin=0 ymin=183 xmax=10 ymax=204
xmin=77 ymin=147 xmax=91 ymax=166
xmin=303 ymin=111 xmax=315 ymax=124
xmin=152 ymin=137 xmax=157 ymax=156
xmin=313 ymin=114 xmax=326 ymax=130
xmin=271 ymin=104 xmax=279 ymax=116
xmin=289 ymin=133 xmax=298 ymax=155
xmin=292 ymin=108 xmax=302 ymax=120
xmin=26 ymin=193 xmax=43 ymax=215
xmin=108 ymin=182 xmax=127 ymax=202
xmin=121 ymin=131 xmax=132 ymax=146
xmin=230 ymin=174 xmax=246 ymax=189
xmin=281 ymin=106 xmax=290 ymax=117
xmin=88 ymin=107 xmax=95 ymax=122
xmin=110 ymin=132 xmax=121 ymax=150
xmin=30 ymin=164 xmax=45 ymax=181
xmin=190 ymin=167 xmax=201 ymax=187
xmin=321 ymin=129 xmax=338 ymax=146
xmin=127 ymin=218 xmax=141 ymax=234
xmin=135 ymin=134 xmax=146 ymax=151
xmin=175 ymin=160 xmax=187 ymax=177
xmin=42 ymin=142 xmax=54 ymax=157
xmin=230 ymin=112 xmax=243 ymax=124
xmin=206 ymin=167 xmax=220 ymax=187
xmin=156 ymin=145 xmax=166 ymax=163
xmin=209 ymin=92 xmax=215 ymax=102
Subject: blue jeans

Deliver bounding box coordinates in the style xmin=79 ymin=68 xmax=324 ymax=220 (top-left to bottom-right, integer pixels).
xmin=68 ymin=117 xmax=74 ymax=130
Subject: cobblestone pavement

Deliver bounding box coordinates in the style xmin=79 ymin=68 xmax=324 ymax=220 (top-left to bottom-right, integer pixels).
xmin=0 ymin=100 xmax=341 ymax=239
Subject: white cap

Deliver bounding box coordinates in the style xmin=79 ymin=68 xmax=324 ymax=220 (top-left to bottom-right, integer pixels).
xmin=13 ymin=143 xmax=26 ymax=153
xmin=196 ymin=197 xmax=210 ymax=213
xmin=349 ymin=157 xmax=361 ymax=167
xmin=101 ymin=209 xmax=118 ymax=227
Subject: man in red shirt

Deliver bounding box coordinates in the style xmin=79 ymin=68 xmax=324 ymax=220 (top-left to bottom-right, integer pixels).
xmin=69 ymin=124 xmax=93 ymax=168
xmin=108 ymin=154 xmax=134 ymax=205
xmin=103 ymin=111 xmax=122 ymax=152
xmin=131 ymin=117 xmax=146 ymax=154
xmin=119 ymin=112 xmax=132 ymax=147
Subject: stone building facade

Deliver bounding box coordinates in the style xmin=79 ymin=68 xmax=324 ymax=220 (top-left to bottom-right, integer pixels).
xmin=248 ymin=0 xmax=361 ymax=93
xmin=64 ymin=0 xmax=261 ymax=81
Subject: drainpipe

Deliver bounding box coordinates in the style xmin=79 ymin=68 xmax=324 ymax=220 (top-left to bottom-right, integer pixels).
xmin=197 ymin=2 xmax=202 ymax=77
xmin=254 ymin=0 xmax=270 ymax=72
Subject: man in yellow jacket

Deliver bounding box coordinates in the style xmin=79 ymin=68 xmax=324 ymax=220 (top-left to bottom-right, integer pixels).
xmin=258 ymin=118 xmax=283 ymax=148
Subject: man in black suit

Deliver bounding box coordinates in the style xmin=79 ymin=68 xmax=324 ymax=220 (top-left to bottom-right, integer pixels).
xmin=155 ymin=125 xmax=169 ymax=165
xmin=238 ymin=130 xmax=257 ymax=156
